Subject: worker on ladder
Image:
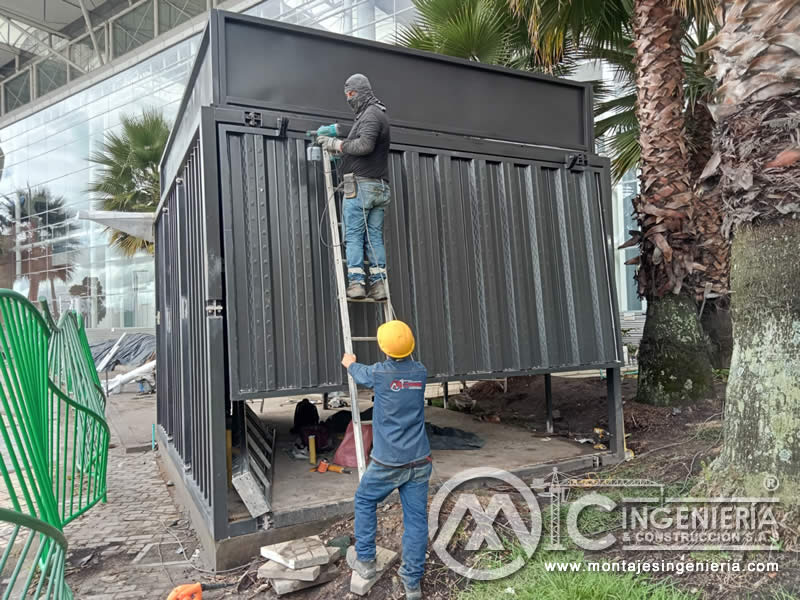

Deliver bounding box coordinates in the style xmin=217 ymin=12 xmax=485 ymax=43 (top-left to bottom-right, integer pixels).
xmin=316 ymin=73 xmax=391 ymax=301
xmin=340 ymin=320 xmax=431 ymax=600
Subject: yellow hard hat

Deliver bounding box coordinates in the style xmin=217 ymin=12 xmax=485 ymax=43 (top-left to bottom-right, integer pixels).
xmin=377 ymin=320 xmax=415 ymax=358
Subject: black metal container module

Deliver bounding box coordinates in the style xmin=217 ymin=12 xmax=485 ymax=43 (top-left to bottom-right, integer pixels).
xmin=156 ymin=9 xmax=624 ymax=551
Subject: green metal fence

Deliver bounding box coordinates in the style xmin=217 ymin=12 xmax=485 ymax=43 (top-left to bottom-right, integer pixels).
xmin=41 ymin=300 xmax=109 ymax=525
xmin=0 ymin=290 xmax=110 ymax=598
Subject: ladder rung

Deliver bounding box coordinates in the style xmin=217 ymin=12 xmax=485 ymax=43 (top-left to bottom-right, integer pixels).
xmin=351 ymin=336 xmax=378 ymax=342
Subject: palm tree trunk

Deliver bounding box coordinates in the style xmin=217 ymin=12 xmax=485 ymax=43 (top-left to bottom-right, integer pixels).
xmin=702 ymin=0 xmax=800 ymax=491
xmin=632 ymin=0 xmax=713 ymax=405
xmin=722 ymin=218 xmax=800 ymax=488
xmin=690 ymin=102 xmax=732 ymax=368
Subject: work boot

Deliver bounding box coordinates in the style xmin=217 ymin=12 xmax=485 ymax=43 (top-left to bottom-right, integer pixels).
xmin=346 ymin=546 xmax=377 ymax=579
xmin=403 ymin=582 xmax=422 ymax=600
xmin=368 ymin=279 xmax=387 ymax=301
xmin=347 ymin=282 xmax=366 ymax=299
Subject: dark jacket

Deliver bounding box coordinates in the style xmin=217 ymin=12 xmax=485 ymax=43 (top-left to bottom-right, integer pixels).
xmin=348 ymin=357 xmax=431 ymax=466
xmin=340 ymin=105 xmax=391 ymax=181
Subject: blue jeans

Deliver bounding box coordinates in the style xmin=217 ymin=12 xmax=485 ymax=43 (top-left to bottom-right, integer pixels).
xmin=354 ymin=460 xmax=432 ymax=587
xmin=343 ymin=178 xmax=390 ymax=285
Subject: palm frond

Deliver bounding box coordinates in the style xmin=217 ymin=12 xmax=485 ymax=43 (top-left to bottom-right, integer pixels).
xmin=88 ymin=109 xmax=171 ymax=258
xmin=396 ymin=0 xmax=582 ymax=73
xmin=508 ymin=0 xmax=632 ymax=69
xmin=669 ymin=0 xmax=717 ymax=21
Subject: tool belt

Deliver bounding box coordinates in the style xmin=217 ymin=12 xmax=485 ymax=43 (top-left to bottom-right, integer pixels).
xmin=372 ymin=455 xmax=432 ymax=469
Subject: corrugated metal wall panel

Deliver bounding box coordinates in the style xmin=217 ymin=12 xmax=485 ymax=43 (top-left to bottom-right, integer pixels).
xmin=218 ymin=127 xmax=619 ymax=400
xmin=156 ymin=138 xmax=216 ymax=508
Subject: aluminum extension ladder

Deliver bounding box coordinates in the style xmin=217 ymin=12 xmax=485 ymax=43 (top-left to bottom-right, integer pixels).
xmin=321 ymin=148 xmax=392 ymax=479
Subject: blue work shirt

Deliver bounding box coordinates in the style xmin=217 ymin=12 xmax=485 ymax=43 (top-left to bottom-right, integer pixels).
xmin=348 ymin=357 xmax=431 ymax=466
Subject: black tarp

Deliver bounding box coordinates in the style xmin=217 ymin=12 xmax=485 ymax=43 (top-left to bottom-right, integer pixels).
xmin=91 ymin=333 xmax=156 ymax=370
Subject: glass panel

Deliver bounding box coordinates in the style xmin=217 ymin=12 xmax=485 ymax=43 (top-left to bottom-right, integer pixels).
xmin=159 ymin=0 xmax=208 ymax=32
xmin=617 ymin=169 xmax=642 ymax=312
xmin=0 ymin=35 xmax=198 ymax=328
xmin=36 ymin=59 xmax=68 ymax=97
xmin=69 ymin=29 xmax=107 ymax=80
xmin=112 ymin=1 xmax=155 ymax=58
xmin=4 ymin=71 xmax=31 ymax=113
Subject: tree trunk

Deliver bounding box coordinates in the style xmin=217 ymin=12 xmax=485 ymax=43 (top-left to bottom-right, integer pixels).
xmin=690 ymin=101 xmax=732 ymax=369
xmin=700 ymin=302 xmax=732 ymax=369
xmin=687 ymin=103 xmax=715 ymax=183
xmin=720 ymin=220 xmax=800 ymax=493
xmin=631 ymin=0 xmax=713 ymax=405
xmin=701 ymin=0 xmax=800 ymax=493
xmin=636 ymin=294 xmax=713 ymax=405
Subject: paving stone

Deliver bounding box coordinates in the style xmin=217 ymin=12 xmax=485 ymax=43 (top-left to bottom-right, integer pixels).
xmin=271 ymin=564 xmax=339 ymax=596
xmin=258 ymin=561 xmax=321 ymax=582
xmin=350 ymin=546 xmax=399 ymax=596
xmin=63 ymin=423 xmax=195 ymax=599
xmin=260 ymin=536 xmax=330 ymax=569
xmin=326 ymin=545 xmax=343 ymax=563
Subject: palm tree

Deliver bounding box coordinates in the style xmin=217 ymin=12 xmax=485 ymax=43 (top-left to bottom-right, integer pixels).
xmin=397 ymin=0 xmax=577 ymax=73
xmin=89 ymin=109 xmax=170 ymax=258
xmin=0 ymin=186 xmax=80 ymax=306
xmin=700 ymin=0 xmax=800 ymax=489
xmin=507 ymin=0 xmax=717 ymax=405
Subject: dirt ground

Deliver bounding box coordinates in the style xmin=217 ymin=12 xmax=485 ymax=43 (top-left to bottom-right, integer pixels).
xmin=203 ymin=374 xmax=800 ymax=600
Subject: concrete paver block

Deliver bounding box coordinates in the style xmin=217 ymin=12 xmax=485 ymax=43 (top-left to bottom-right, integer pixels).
xmin=257 ymin=560 xmax=321 ymax=581
xmin=350 ymin=546 xmax=399 ymax=596
xmin=260 ymin=535 xmax=330 ymax=569
xmin=271 ymin=564 xmax=339 ymax=596
xmin=326 ymin=545 xmax=343 ymax=563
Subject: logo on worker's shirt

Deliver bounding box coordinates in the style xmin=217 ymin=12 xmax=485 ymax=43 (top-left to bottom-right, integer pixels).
xmin=389 ymin=379 xmax=423 ymax=392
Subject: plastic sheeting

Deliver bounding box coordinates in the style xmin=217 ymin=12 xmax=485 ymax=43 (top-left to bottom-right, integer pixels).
xmin=91 ymin=333 xmax=156 ymax=370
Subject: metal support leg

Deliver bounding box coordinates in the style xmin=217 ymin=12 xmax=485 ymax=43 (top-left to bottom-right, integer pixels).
xmin=545 ymin=374 xmax=553 ymax=434
xmin=442 ymin=381 xmax=449 ymax=410
xmin=323 ymin=393 xmax=329 ymax=411
xmin=606 ymin=368 xmax=625 ymax=459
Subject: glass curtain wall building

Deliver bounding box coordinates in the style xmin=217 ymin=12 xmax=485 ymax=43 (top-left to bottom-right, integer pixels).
xmin=0 ymin=0 xmax=414 ymax=330
xmin=0 ymin=0 xmax=640 ymax=333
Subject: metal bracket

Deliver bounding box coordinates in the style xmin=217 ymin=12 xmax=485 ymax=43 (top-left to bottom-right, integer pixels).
xmin=205 ymin=300 xmax=224 ymax=316
xmin=244 ymin=111 xmax=262 ymax=127
xmin=565 ymin=153 xmax=588 ymax=172
xmin=275 ymin=117 xmax=289 ymax=138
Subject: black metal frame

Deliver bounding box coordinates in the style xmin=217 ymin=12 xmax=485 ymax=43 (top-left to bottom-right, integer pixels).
xmin=155 ymin=10 xmax=626 ymax=546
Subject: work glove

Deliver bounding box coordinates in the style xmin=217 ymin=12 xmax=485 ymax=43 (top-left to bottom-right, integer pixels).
xmin=316 ymin=124 xmax=340 ymax=137
xmin=317 ymin=135 xmax=344 ymax=153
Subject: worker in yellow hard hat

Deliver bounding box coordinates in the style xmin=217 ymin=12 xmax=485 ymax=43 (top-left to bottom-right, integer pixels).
xmin=341 ymin=320 xmax=430 ymax=600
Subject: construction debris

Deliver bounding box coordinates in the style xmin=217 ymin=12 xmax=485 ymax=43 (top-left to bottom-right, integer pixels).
xmin=260 ymin=536 xmax=330 ymax=570
xmin=271 ymin=565 xmax=339 ymax=596
xmin=256 ymin=537 xmax=343 ymax=596
xmin=257 ymin=561 xmax=321 ymax=582
xmin=105 ymin=360 xmax=156 ymax=393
